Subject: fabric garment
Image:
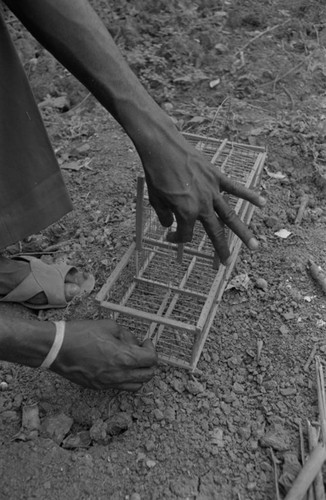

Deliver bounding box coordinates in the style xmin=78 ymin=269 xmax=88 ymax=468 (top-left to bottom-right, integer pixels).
xmin=0 ymin=8 xmax=73 ymax=250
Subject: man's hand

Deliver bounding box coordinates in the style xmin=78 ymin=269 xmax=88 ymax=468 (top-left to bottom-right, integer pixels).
xmin=142 ymin=134 xmax=266 ymax=265
xmin=51 ymin=320 xmax=157 ymax=391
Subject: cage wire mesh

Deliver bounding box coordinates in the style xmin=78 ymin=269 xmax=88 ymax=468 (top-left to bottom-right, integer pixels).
xmin=97 ymin=132 xmax=266 ymax=370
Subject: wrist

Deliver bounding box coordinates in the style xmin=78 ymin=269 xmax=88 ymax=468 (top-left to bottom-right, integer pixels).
xmin=0 ymin=316 xmax=55 ymax=368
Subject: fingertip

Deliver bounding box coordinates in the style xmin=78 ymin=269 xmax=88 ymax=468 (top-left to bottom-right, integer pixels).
xmin=258 ymin=196 xmax=267 ymax=208
xmin=222 ymin=256 xmax=232 ymax=267
xmin=248 ymin=237 xmax=259 ymax=251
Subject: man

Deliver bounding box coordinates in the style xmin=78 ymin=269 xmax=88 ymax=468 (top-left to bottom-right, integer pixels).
xmin=0 ymin=0 xmax=265 ymax=390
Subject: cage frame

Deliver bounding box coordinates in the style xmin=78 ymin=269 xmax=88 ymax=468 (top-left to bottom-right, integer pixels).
xmin=97 ymin=133 xmax=266 ymax=370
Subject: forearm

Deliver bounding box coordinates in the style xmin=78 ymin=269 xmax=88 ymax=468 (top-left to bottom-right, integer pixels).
xmin=4 ymin=0 xmax=175 ymax=154
xmin=0 ymin=316 xmax=55 ymax=368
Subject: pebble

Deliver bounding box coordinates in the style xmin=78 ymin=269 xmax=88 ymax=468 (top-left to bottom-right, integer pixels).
xmin=146 ymin=459 xmax=156 ymax=468
xmin=186 ymin=380 xmax=205 ymax=395
xmin=130 ymin=494 xmax=141 ymax=500
xmin=279 ymin=325 xmax=290 ymax=335
xmin=232 ymin=382 xmax=245 ymax=394
xmin=256 ymin=278 xmax=268 ymax=292
xmin=164 ymin=407 xmax=176 ymax=422
xmin=145 ymin=440 xmax=155 ymax=452
xmin=106 ymin=412 xmax=132 ymax=436
xmin=153 ymin=409 xmax=164 ymax=421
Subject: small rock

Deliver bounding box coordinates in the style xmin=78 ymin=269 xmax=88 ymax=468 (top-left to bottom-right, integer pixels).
xmin=145 ymin=440 xmax=155 ymax=452
xmin=247 ymin=482 xmax=257 ymax=491
xmin=239 ymin=426 xmax=251 ymax=440
xmin=106 ymin=412 xmax=132 ymax=436
xmin=153 ymin=409 xmax=164 ymax=421
xmin=256 ymin=278 xmax=268 ymax=292
xmin=89 ymin=419 xmax=107 ymax=443
xmin=146 ymin=459 xmax=156 ymax=468
xmin=130 ymin=494 xmax=141 ymax=500
xmin=280 ymin=387 xmax=296 ymax=396
xmin=0 ymin=381 xmax=8 ymax=391
xmin=41 ymin=413 xmax=73 ymax=444
xmin=264 ymin=216 xmax=281 ymax=230
xmin=164 ymin=407 xmax=176 ymax=422
xmin=186 ymin=380 xmax=205 ymax=395
xmin=279 ymin=325 xmax=290 ymax=335
xmin=260 ymin=423 xmax=291 ymax=451
xmin=232 ymin=382 xmax=245 ymax=394
xmin=170 ymin=379 xmax=185 ymax=393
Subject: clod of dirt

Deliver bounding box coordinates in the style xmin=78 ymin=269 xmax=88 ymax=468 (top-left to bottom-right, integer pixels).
xmin=89 ymin=419 xmax=107 ymax=443
xmin=260 ymin=423 xmax=291 ymax=451
xmin=62 ymin=430 xmax=91 ymax=449
xmin=186 ymin=379 xmax=205 ymax=395
xmin=106 ymin=412 xmax=132 ymax=436
xmin=41 ymin=413 xmax=74 ymax=445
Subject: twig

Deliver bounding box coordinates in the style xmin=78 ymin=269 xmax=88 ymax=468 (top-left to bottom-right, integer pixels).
xmin=270 ymin=448 xmax=281 ymax=500
xmin=307 ymin=421 xmax=326 ymax=500
xmin=272 ymin=61 xmax=305 ymax=93
xmin=284 ymin=443 xmax=326 ymax=500
xmin=304 ymin=346 xmax=318 ymax=372
xmin=67 ymin=92 xmax=91 ymax=113
xmin=280 ymin=84 xmax=295 ymax=110
xmin=299 ymin=421 xmax=310 ymax=500
xmin=295 ymin=194 xmax=310 ymax=225
xmin=235 ymin=19 xmax=291 ymax=55
xmin=316 ymin=357 xmax=326 ymax=446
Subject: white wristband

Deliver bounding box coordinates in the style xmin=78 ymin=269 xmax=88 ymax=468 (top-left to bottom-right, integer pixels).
xmin=40 ymin=321 xmax=65 ymax=369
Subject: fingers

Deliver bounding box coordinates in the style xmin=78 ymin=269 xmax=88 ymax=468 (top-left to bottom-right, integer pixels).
xmin=219 ymin=173 xmax=266 ymax=208
xmin=213 ymin=195 xmax=258 ymax=249
xmin=149 ymin=196 xmax=174 ymax=228
xmin=132 ymin=339 xmax=158 ymax=369
xmin=166 ymin=213 xmax=195 ymax=244
xmin=200 ymin=213 xmax=230 ymax=265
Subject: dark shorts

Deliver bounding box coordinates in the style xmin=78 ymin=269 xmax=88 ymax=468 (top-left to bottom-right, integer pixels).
xmin=0 ymin=8 xmax=72 ymax=249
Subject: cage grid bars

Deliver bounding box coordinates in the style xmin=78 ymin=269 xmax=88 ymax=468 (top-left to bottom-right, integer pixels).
xmin=97 ymin=132 xmax=266 ymax=370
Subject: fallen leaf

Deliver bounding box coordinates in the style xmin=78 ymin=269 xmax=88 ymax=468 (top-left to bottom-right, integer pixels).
xmin=226 ymin=273 xmax=250 ymax=291
xmin=209 ymin=78 xmax=220 ymax=88
xmin=61 ymin=159 xmax=92 ymax=171
xmin=265 ymin=167 xmax=287 ymax=179
xmin=274 ymin=229 xmax=292 ymax=239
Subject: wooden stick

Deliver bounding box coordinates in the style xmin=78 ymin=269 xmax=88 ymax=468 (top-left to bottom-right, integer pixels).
xmin=307 ymin=421 xmax=325 ymax=500
xmin=177 ymin=244 xmax=184 ymax=264
xmin=270 ymin=448 xmax=281 ymax=500
xmin=284 ymin=443 xmax=326 ymax=500
xmin=298 ymin=420 xmax=310 ymax=500
xmin=295 ymin=194 xmax=310 ymax=225
xmin=309 ymin=261 xmax=326 ymax=294
xmin=135 ymin=176 xmax=145 ymax=251
xmin=316 ymin=357 xmax=326 ymax=445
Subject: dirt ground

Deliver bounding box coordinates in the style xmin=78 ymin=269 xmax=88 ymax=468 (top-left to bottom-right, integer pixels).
xmin=1 ymin=0 xmax=326 ymax=498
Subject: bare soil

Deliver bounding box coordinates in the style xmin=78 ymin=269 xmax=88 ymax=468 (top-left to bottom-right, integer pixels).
xmin=1 ymin=1 xmax=326 ymax=499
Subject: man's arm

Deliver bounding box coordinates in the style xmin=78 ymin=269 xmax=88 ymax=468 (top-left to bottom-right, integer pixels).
xmin=4 ymin=0 xmax=266 ymax=263
xmin=0 ymin=316 xmax=157 ymax=391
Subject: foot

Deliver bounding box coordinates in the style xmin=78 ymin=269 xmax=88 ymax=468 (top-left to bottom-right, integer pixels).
xmin=0 ymin=256 xmax=87 ymax=305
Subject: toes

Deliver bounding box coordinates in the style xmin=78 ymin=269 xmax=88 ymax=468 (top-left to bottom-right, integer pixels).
xmin=64 ymin=283 xmax=81 ymax=302
xmin=65 ymin=269 xmax=90 ymax=287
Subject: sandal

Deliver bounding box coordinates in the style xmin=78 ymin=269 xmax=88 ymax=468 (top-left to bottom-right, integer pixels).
xmin=0 ymin=256 xmax=95 ymax=310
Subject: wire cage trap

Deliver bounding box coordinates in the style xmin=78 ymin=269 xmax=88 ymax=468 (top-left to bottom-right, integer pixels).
xmin=97 ymin=132 xmax=266 ymax=370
